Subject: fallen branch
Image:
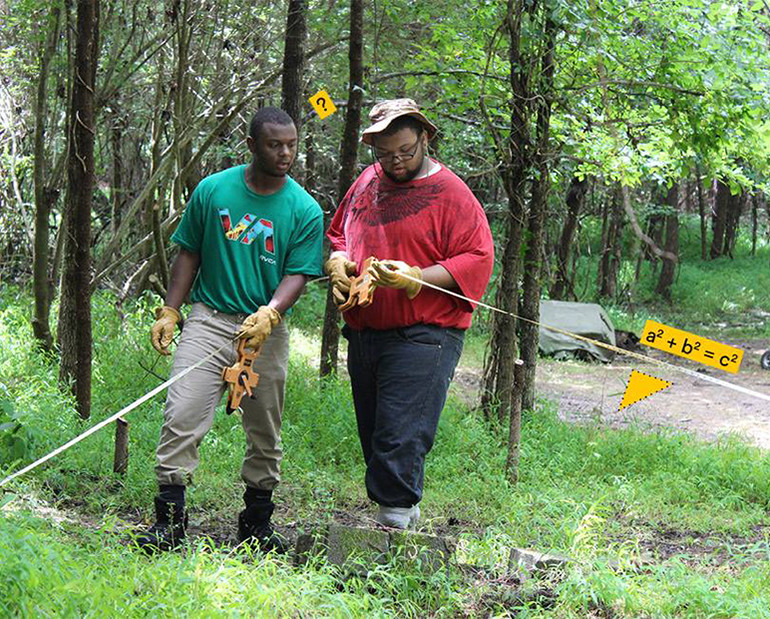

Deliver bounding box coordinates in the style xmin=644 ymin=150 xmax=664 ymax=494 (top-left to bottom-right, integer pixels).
xmin=620 ymin=184 xmax=678 ymax=262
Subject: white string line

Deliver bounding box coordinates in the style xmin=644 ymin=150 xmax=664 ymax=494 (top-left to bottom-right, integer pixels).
xmin=0 ymin=339 xmax=235 ymax=488
xmin=392 ymin=270 xmax=770 ymax=404
xmin=306 ymin=275 xmax=330 ymax=285
xmin=1 ymin=285 xmax=321 ymax=489
xmin=4 ymin=274 xmax=769 ymax=490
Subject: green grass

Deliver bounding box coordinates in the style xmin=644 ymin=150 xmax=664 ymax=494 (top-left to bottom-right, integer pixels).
xmin=2 ymin=285 xmax=770 ymax=616
xmin=564 ymin=214 xmax=770 ymax=338
xmin=0 ymin=512 xmax=425 ymax=617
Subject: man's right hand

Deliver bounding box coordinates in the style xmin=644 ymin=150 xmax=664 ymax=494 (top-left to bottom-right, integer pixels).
xmin=325 ymin=254 xmax=358 ymax=305
xmin=151 ymin=305 xmax=182 ymax=355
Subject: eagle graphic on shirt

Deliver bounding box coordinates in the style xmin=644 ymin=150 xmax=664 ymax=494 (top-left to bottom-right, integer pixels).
xmin=348 ymin=177 xmax=446 ymax=226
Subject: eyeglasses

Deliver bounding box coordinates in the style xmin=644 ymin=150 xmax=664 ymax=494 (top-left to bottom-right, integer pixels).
xmin=371 ymin=137 xmax=422 ymax=163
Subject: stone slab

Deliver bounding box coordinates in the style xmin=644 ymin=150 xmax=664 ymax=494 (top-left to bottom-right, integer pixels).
xmin=389 ymin=530 xmax=456 ymax=573
xmin=508 ymin=547 xmax=570 ymax=579
xmin=293 ymin=524 xmax=457 ymax=573
xmin=326 ymin=524 xmax=390 ymax=566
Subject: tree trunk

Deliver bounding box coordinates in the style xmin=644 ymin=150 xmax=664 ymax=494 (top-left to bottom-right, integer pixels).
xmin=31 ymin=7 xmax=62 ymax=352
xmin=58 ymin=0 xmax=99 ymax=420
xmin=696 ymin=166 xmax=707 ymax=260
xmin=216 ymin=104 xmax=235 ymax=171
xmin=550 ymin=176 xmax=587 ymax=300
xmin=518 ymin=11 xmax=556 ymax=414
xmin=151 ymin=203 xmax=169 ymax=289
xmin=596 ymin=193 xmax=610 ymax=291
xmin=722 ymin=189 xmax=743 ymax=259
xmin=319 ymin=0 xmax=364 ymax=378
xmin=481 ymin=186 xmax=525 ymax=422
xmin=654 ymin=184 xmax=679 ymax=300
xmin=633 ymin=216 xmax=647 ymax=283
xmin=683 ymin=180 xmax=694 ymax=214
xmin=480 ymin=0 xmax=532 ymax=423
xmin=608 ymin=188 xmax=625 ymax=293
xmin=710 ymin=180 xmax=729 ymax=259
xmin=751 ymin=193 xmax=758 ymax=257
xmin=109 ymin=100 xmax=125 ymax=236
xmin=150 ymin=51 xmax=165 ymax=177
xmin=764 ymin=193 xmax=770 ymax=267
xmin=305 ymin=117 xmax=316 ymax=199
xmin=281 ymin=0 xmax=307 ymax=129
xmin=597 ymin=186 xmax=623 ymax=298
xmin=170 ymin=0 xmax=198 ymax=213
xmin=570 ymin=234 xmax=581 ymax=293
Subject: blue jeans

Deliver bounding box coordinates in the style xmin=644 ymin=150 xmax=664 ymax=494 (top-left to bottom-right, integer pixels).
xmin=342 ymin=324 xmax=464 ymax=507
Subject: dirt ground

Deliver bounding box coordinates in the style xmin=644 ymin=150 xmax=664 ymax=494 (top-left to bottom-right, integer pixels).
xmin=454 ymin=339 xmax=770 ymax=450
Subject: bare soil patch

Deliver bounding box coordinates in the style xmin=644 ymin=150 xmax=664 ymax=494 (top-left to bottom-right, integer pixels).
xmin=454 ymin=338 xmax=770 ymax=449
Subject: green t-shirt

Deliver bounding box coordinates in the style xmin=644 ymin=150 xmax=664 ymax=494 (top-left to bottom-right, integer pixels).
xmin=171 ymin=164 xmax=324 ymax=314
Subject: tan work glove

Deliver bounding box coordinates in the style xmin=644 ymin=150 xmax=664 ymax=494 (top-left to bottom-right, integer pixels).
xmin=325 ymin=254 xmax=358 ymax=305
xmin=369 ymin=260 xmax=423 ymax=299
xmin=238 ymin=306 xmax=282 ymax=352
xmin=151 ymin=305 xmax=182 ymax=355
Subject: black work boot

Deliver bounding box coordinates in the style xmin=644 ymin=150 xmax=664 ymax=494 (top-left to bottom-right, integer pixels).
xmin=135 ymin=485 xmax=187 ymax=555
xmin=237 ymin=488 xmax=290 ymax=554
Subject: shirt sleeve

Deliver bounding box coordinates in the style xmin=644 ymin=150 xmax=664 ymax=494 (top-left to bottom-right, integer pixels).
xmin=436 ymin=191 xmax=495 ymax=312
xmin=284 ymin=202 xmax=325 ymax=277
xmin=170 ymin=184 xmax=205 ymax=253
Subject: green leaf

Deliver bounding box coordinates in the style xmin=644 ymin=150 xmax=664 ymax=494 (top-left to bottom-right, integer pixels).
xmin=0 ymin=398 xmax=14 ymax=418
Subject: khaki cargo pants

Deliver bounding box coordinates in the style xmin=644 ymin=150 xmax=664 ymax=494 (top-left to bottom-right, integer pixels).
xmin=155 ymin=302 xmax=289 ymax=491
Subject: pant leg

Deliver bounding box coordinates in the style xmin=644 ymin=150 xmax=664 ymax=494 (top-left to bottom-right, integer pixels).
xmin=240 ymin=320 xmax=289 ymax=491
xmin=364 ymin=325 xmax=464 ymax=507
xmin=342 ymin=324 xmax=378 ymax=465
xmin=155 ymin=304 xmax=238 ymax=487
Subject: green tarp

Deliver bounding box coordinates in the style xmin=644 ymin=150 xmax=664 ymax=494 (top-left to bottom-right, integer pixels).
xmin=538 ymin=300 xmax=616 ymax=362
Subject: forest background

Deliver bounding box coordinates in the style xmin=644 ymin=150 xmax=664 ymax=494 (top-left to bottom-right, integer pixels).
xmin=2 ymin=0 xmax=770 ymax=616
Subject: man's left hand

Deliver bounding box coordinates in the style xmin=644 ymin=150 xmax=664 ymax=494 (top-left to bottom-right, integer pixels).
xmin=369 ymin=260 xmax=423 ymax=299
xmin=238 ymin=306 xmax=282 ymax=351
xmin=325 ymin=254 xmax=358 ymax=305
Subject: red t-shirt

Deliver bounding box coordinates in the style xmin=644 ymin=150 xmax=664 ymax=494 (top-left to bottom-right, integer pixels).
xmin=327 ymin=162 xmax=494 ymax=330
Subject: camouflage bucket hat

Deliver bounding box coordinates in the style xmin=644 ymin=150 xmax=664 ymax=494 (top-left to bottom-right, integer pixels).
xmin=360 ymin=98 xmax=438 ymax=145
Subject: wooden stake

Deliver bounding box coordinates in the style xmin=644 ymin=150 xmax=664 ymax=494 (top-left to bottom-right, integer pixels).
xmin=113 ymin=417 xmax=129 ymax=476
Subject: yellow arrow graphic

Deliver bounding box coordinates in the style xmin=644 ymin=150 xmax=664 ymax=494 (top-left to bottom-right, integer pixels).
xmin=619 ymin=370 xmax=673 ymax=411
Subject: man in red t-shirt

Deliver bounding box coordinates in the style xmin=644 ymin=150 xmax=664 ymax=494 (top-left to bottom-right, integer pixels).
xmin=326 ymin=99 xmax=494 ymax=528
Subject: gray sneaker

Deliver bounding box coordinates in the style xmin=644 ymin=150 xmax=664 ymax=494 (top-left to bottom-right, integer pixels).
xmin=376 ymin=504 xmax=420 ymax=529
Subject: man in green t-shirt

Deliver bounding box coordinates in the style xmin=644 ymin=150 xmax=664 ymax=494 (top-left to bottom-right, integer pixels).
xmin=135 ymin=107 xmax=323 ymax=554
